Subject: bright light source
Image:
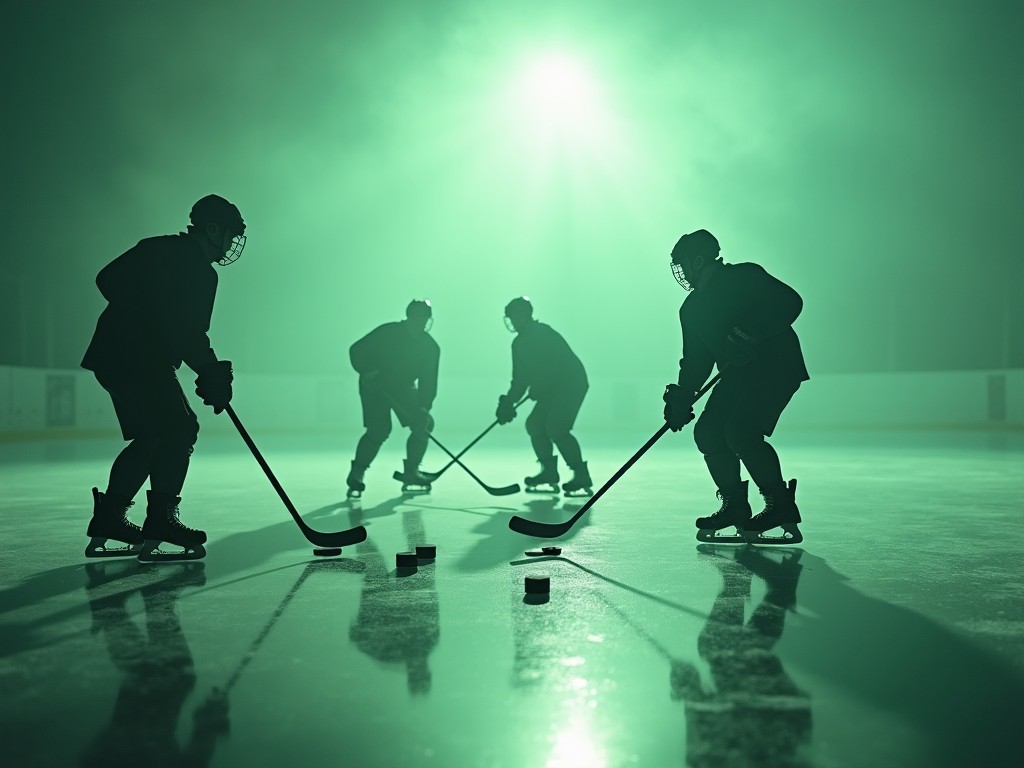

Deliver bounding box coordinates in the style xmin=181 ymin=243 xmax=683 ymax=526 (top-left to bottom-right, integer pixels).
xmin=516 ymin=52 xmax=602 ymax=132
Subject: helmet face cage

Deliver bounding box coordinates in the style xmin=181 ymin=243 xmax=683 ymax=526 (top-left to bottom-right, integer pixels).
xmin=671 ymin=260 xmax=693 ymax=291
xmin=218 ymin=234 xmax=246 ymax=266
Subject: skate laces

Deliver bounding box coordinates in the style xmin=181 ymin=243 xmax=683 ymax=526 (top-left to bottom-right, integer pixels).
xmin=168 ymin=505 xmax=201 ymax=534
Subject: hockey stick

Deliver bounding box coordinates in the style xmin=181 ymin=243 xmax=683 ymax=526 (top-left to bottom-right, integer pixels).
xmin=508 ymin=371 xmax=724 ymax=538
xmin=225 ymin=405 xmax=368 ymax=548
xmin=418 ymin=396 xmax=529 ymax=481
xmin=379 ymin=390 xmax=521 ymax=496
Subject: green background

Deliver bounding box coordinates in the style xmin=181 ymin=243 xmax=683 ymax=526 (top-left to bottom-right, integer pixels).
xmin=2 ymin=0 xmax=1021 ymax=382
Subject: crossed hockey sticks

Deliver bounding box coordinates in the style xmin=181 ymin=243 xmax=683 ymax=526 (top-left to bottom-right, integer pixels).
xmin=416 ymin=396 xmax=529 ymax=482
xmin=226 ymin=405 xmax=368 ymax=548
xmin=507 ymin=371 xmax=724 ymax=538
xmin=378 ymin=389 xmax=521 ymax=497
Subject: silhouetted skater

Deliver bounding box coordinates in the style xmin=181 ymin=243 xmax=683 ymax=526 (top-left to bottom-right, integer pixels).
xmin=496 ymin=296 xmax=592 ymax=497
xmin=81 ymin=195 xmax=246 ymax=561
xmin=346 ymin=300 xmax=440 ymax=497
xmin=663 ymin=230 xmax=808 ymax=543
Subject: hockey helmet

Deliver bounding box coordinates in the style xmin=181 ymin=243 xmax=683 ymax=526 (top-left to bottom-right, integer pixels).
xmin=190 ymin=194 xmax=246 ymax=266
xmin=504 ymin=296 xmax=533 ymax=332
xmin=406 ymin=299 xmax=433 ymax=331
xmin=670 ymin=229 xmax=720 ymax=290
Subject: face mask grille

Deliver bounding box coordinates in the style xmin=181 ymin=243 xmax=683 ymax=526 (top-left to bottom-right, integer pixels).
xmin=671 ymin=261 xmax=693 ymax=291
xmin=218 ymin=234 xmax=246 ymax=266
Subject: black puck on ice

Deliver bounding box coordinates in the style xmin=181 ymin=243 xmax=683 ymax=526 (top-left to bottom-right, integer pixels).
xmin=415 ymin=544 xmax=436 ymax=559
xmin=524 ymin=573 xmax=550 ymax=594
xmin=525 ymin=546 xmax=562 ymax=557
xmin=396 ymin=551 xmax=418 ymax=569
xmin=313 ymin=548 xmax=343 ymax=557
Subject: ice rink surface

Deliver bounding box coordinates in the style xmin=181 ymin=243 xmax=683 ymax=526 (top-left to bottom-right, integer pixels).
xmin=2 ymin=428 xmax=1022 ymax=768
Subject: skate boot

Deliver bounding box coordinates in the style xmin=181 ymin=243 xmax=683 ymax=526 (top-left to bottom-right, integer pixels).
xmin=346 ymin=461 xmax=367 ymax=499
xmin=524 ymin=457 xmax=559 ymax=493
xmin=398 ymin=460 xmax=432 ymax=494
xmin=85 ymin=487 xmax=144 ymax=558
xmin=741 ymin=479 xmax=803 ymax=545
xmin=138 ymin=491 xmax=208 ymax=562
xmin=561 ymin=462 xmax=593 ymax=497
xmin=695 ymin=481 xmax=752 ymax=543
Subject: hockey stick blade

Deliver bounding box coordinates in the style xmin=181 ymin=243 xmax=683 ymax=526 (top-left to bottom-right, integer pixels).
xmin=508 ymin=424 xmax=669 ymax=538
xmin=226 ymin=405 xmax=368 ymax=548
xmin=508 ymin=372 xmax=724 ymax=538
xmin=377 ymin=389 xmax=521 ymax=497
xmin=391 ymin=470 xmax=520 ymax=497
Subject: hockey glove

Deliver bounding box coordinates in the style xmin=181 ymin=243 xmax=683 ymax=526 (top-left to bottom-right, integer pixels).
xmin=495 ymin=395 xmax=517 ymax=424
xmin=663 ymin=383 xmax=695 ymax=432
xmin=723 ymin=326 xmax=758 ymax=367
xmin=195 ymin=360 xmax=233 ymax=414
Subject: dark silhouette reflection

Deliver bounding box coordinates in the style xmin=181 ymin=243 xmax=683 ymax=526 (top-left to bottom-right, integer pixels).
xmin=79 ymin=561 xmax=227 ymax=768
xmin=349 ymin=508 xmax=440 ymax=695
xmin=672 ymin=545 xmax=811 ymax=768
xmin=496 ymin=296 xmax=592 ymax=495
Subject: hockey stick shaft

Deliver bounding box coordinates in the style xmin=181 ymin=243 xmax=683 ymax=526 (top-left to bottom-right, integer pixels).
xmin=379 ymin=390 xmax=519 ymax=496
xmin=422 ymin=397 xmax=528 ymax=480
xmin=508 ymin=371 xmax=724 ymax=537
xmin=225 ymin=405 xmax=367 ymax=547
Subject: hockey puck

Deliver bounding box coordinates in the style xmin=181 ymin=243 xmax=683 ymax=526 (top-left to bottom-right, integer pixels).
xmin=415 ymin=544 xmax=436 ymax=559
xmin=313 ymin=548 xmax=343 ymax=557
xmin=525 ymin=546 xmax=562 ymax=557
xmin=396 ymin=551 xmax=418 ymax=569
xmin=524 ymin=573 xmax=550 ymax=594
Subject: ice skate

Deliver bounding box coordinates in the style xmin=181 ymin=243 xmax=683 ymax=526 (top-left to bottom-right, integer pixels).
xmin=346 ymin=461 xmax=366 ymax=500
xmin=524 ymin=457 xmax=559 ymax=494
xmin=741 ymin=478 xmax=803 ymax=545
xmin=138 ymin=491 xmax=207 ymax=562
xmin=397 ymin=459 xmax=432 ymax=495
xmin=561 ymin=462 xmax=593 ymax=498
xmin=84 ymin=487 xmax=144 ymax=558
xmin=695 ymin=481 xmax=753 ymax=543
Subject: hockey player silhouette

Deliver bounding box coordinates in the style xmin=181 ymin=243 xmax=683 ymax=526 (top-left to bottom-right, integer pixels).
xmin=664 ymin=229 xmax=809 ymax=544
xmin=81 ymin=194 xmax=246 ymax=561
xmin=496 ymin=297 xmax=592 ymax=497
xmin=346 ymin=300 xmax=440 ymax=497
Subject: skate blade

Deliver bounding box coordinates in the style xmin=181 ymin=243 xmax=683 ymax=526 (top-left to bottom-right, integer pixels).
xmin=84 ymin=537 xmax=143 ymax=558
xmin=696 ymin=528 xmax=747 ymax=544
xmin=400 ymin=486 xmax=431 ymax=495
xmin=137 ymin=541 xmax=207 ymax=562
xmin=563 ymin=487 xmax=593 ymax=498
xmin=524 ymin=485 xmax=560 ymax=495
xmin=741 ymin=524 xmax=803 ymax=545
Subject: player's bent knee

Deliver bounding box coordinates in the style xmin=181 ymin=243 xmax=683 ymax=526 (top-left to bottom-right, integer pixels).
xmin=724 ymin=428 xmax=763 ymax=458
